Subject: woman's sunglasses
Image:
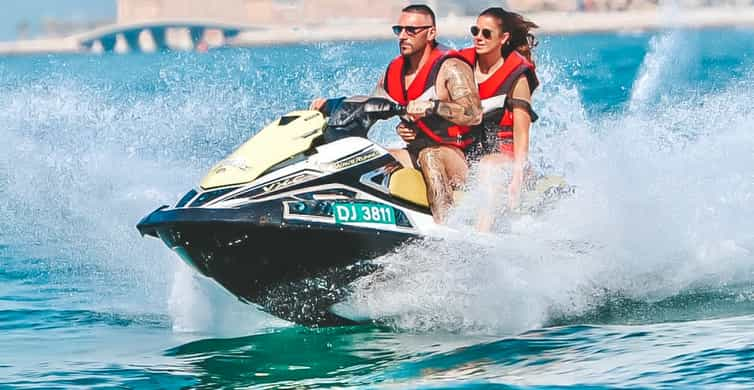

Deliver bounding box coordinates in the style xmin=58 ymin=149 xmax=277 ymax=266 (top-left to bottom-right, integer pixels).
xmin=470 ymin=26 xmax=493 ymax=39
xmin=392 ymin=25 xmax=432 ymax=36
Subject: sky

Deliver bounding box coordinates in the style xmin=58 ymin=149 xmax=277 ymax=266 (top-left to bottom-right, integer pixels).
xmin=0 ymin=0 xmax=116 ymax=41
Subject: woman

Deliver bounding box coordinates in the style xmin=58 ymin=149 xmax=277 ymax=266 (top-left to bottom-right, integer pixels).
xmin=458 ymin=7 xmax=540 ymax=231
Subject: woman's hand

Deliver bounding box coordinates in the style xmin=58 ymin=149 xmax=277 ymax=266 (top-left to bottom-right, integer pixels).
xmin=508 ymin=170 xmax=523 ymax=210
xmin=396 ymin=122 xmax=416 ymax=142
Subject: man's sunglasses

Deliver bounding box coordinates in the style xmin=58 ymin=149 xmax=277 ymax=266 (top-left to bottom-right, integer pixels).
xmin=392 ymin=25 xmax=432 ymax=36
xmin=470 ymin=26 xmax=493 ymax=39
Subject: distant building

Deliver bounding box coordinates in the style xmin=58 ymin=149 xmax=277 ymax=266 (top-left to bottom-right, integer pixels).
xmin=116 ymin=0 xmax=750 ymax=26
xmin=118 ymin=0 xmax=250 ymax=24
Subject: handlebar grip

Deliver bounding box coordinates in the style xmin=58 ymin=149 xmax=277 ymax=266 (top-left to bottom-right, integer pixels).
xmin=394 ymin=104 xmax=407 ymax=116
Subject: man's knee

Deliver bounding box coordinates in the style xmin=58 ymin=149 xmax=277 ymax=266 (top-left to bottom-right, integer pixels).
xmin=416 ymin=146 xmax=442 ymax=167
xmin=438 ymin=146 xmax=469 ymax=183
xmin=389 ymin=148 xmax=413 ymax=168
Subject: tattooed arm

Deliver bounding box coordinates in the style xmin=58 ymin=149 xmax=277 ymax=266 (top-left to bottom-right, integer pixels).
xmin=406 ymin=58 xmax=482 ymax=126
xmin=436 ymin=58 xmax=483 ymax=126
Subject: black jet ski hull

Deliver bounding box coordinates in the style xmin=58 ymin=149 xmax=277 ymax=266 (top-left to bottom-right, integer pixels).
xmin=137 ymin=205 xmax=416 ymax=326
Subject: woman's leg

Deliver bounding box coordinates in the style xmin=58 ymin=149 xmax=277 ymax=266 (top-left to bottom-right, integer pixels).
xmin=475 ymin=153 xmax=511 ymax=232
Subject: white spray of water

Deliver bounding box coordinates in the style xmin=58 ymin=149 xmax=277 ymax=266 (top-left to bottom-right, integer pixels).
xmin=629 ymin=31 xmax=677 ymax=111
xmin=0 ymin=81 xmax=190 ymax=312
xmin=0 ymin=57 xmax=297 ymax=334
xmin=628 ymin=2 xmax=687 ymax=111
xmin=0 ymin=47 xmax=394 ymax=335
xmin=168 ymin=262 xmax=287 ymax=336
xmin=343 ymin=55 xmax=596 ymax=333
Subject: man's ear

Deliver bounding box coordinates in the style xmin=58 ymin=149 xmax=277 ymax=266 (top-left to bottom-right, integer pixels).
xmin=427 ymin=26 xmax=437 ymax=43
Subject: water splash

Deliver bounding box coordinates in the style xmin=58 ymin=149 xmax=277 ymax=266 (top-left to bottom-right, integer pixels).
xmin=0 ymin=53 xmax=299 ymax=333
xmin=629 ymin=1 xmax=685 ymax=111
xmin=0 ymin=46 xmax=404 ymax=334
xmin=168 ymin=262 xmax=287 ymax=336
xmin=2 ymin=37 xmax=752 ymax=337
xmin=345 ymin=36 xmax=754 ymax=334
xmin=344 ymin=56 xmax=597 ymax=334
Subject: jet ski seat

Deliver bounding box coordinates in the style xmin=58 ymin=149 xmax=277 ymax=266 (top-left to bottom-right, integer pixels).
xmin=388 ymin=168 xmax=464 ymax=208
xmin=389 ymin=168 xmax=429 ymax=207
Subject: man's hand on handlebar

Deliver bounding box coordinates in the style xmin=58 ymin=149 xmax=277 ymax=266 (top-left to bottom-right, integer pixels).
xmin=406 ymin=99 xmax=435 ymax=121
xmin=396 ymin=122 xmax=416 ymax=142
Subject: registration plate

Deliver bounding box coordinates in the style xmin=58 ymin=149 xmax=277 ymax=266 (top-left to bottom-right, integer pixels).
xmin=333 ymin=202 xmax=396 ymax=225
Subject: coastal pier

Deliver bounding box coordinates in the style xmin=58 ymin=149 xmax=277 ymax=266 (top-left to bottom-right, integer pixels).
xmin=72 ymin=20 xmax=247 ymax=53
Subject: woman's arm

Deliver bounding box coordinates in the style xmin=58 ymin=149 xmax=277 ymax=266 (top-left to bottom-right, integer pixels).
xmin=509 ymin=76 xmax=533 ymax=209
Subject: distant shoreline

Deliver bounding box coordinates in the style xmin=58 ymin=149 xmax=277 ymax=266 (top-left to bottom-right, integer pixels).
xmin=1 ymin=7 xmax=753 ymax=55
xmin=231 ymin=8 xmax=754 ymax=47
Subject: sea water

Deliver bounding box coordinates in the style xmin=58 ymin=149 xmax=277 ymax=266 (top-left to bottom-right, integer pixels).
xmin=1 ymin=27 xmax=754 ymax=388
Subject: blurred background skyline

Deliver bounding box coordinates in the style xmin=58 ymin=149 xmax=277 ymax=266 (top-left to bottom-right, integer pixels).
xmin=6 ymin=0 xmax=754 ymax=41
xmin=1 ymin=0 xmax=753 ymax=55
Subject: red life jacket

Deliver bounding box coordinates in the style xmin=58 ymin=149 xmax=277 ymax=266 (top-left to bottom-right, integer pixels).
xmin=383 ymin=47 xmax=474 ymax=149
xmin=459 ymin=48 xmax=538 ymax=156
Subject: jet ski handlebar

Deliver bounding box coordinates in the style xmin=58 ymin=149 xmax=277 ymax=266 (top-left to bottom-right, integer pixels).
xmin=362 ymin=97 xmax=406 ymax=118
xmin=322 ymin=96 xmax=405 ymax=142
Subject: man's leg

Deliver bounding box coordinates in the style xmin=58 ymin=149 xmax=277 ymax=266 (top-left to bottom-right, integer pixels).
xmin=441 ymin=146 xmax=469 ymax=190
xmin=388 ymin=148 xmax=415 ymax=169
xmin=417 ymin=146 xmax=468 ymax=223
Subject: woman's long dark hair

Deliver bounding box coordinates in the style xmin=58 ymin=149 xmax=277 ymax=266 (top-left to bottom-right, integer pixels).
xmin=479 ymin=7 xmax=538 ymax=64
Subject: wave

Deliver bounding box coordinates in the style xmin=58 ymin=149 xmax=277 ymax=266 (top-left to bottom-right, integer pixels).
xmin=0 ymin=308 xmax=168 ymax=331
xmin=377 ymin=315 xmax=754 ymax=387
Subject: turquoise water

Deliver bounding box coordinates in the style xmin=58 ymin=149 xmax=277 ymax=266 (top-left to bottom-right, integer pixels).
xmin=2 ymin=28 xmax=754 ymax=388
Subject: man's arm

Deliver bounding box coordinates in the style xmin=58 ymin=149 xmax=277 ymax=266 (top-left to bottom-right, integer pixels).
xmin=407 ymin=59 xmax=482 ymax=126
xmin=437 ymin=58 xmax=483 ymax=126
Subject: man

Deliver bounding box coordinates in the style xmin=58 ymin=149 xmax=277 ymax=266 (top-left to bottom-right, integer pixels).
xmin=313 ymin=5 xmax=482 ymax=223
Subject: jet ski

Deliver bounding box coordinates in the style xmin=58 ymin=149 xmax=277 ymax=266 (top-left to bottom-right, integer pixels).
xmin=137 ymin=96 xmax=571 ymax=326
